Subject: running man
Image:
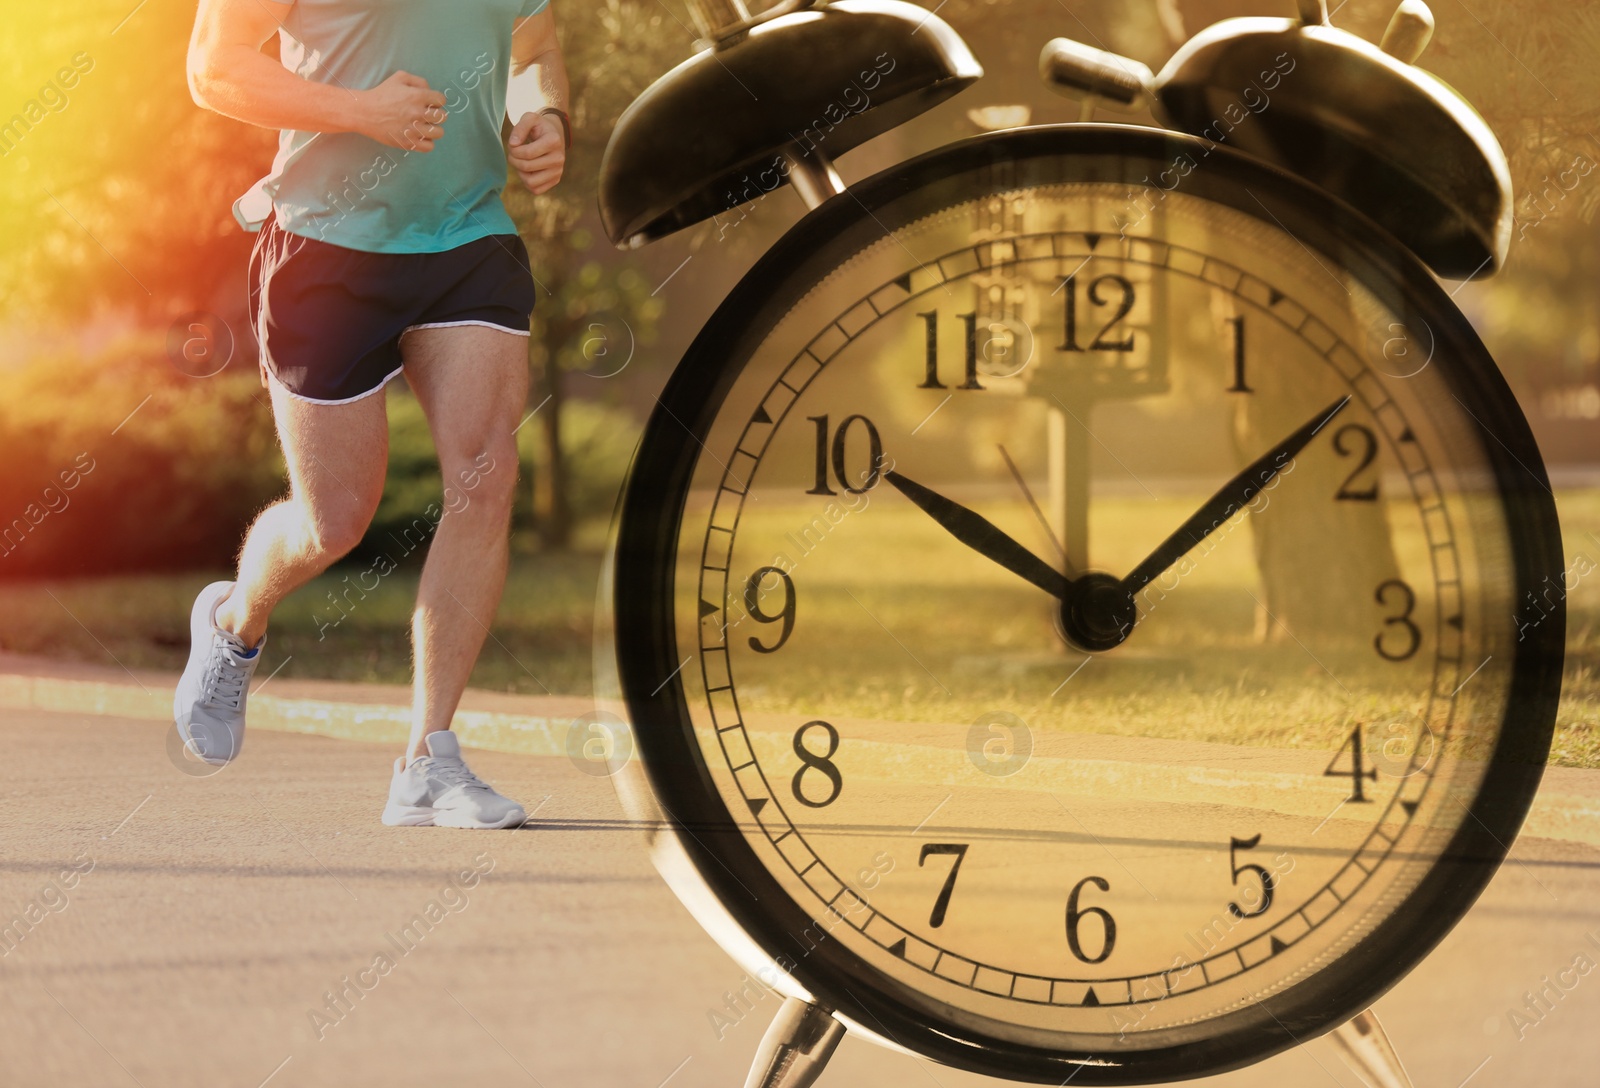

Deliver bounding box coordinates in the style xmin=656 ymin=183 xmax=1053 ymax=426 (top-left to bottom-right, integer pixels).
xmin=177 ymin=0 xmax=569 ymax=828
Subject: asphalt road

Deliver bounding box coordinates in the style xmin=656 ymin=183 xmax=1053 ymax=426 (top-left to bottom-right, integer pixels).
xmin=1 ymin=708 xmax=1595 ymax=1088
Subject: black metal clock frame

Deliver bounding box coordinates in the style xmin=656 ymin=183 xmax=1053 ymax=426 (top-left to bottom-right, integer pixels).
xmin=607 ymin=124 xmax=1564 ymax=1084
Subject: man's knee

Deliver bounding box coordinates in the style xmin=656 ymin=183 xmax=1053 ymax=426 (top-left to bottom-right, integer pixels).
xmin=442 ymin=440 xmax=519 ymax=517
xmin=304 ymin=500 xmax=378 ymax=559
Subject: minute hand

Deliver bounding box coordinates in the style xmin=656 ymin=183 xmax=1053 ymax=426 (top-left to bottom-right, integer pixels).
xmin=1120 ymin=396 xmax=1351 ymax=597
xmin=884 ymin=470 xmax=1072 ymax=600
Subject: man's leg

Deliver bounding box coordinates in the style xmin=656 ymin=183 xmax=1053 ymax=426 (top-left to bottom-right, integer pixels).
xmin=214 ymin=380 xmax=390 ymax=645
xmin=397 ymin=324 xmax=528 ymax=761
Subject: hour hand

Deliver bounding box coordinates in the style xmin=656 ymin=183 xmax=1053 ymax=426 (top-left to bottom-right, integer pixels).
xmin=884 ymin=470 xmax=1072 ymax=600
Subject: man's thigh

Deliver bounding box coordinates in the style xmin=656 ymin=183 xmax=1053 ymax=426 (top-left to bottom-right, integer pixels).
xmin=268 ymin=376 xmax=390 ymax=535
xmin=399 ymin=324 xmax=529 ymax=478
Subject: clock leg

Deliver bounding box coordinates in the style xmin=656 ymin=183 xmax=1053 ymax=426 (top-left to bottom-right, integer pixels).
xmin=743 ymin=997 xmax=846 ymax=1088
xmin=1327 ymin=1007 xmax=1415 ymax=1088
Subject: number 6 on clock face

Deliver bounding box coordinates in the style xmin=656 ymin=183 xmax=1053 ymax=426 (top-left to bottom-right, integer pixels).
xmin=608 ymin=128 xmax=1563 ymax=1083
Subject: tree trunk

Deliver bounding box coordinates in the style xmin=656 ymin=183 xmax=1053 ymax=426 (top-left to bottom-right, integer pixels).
xmin=1235 ymin=388 xmax=1400 ymax=645
xmin=533 ymin=350 xmax=571 ymax=549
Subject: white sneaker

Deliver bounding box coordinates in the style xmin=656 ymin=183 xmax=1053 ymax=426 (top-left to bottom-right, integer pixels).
xmin=173 ymin=580 xmax=264 ymax=765
xmin=382 ymin=731 xmax=527 ymax=829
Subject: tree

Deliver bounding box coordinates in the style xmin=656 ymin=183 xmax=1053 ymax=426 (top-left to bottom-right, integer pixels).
xmin=520 ymin=241 xmax=663 ymax=547
xmin=500 ymin=0 xmax=685 ymax=546
xmin=0 ymin=1 xmax=684 ymax=551
xmin=0 ymin=6 xmax=274 ymax=330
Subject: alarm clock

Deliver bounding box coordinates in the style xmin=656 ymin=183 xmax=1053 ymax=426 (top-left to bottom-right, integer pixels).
xmin=593 ymin=0 xmax=1564 ymax=1084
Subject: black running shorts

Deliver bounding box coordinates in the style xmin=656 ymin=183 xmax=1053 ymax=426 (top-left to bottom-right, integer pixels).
xmin=247 ymin=214 xmax=537 ymax=404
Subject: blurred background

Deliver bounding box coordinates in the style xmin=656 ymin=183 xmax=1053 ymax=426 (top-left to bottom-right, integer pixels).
xmin=0 ymin=0 xmax=1595 ymax=756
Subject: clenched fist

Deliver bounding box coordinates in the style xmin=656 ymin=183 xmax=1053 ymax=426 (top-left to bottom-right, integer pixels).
xmin=508 ymin=111 xmax=566 ymax=194
xmin=357 ymin=71 xmax=448 ymax=152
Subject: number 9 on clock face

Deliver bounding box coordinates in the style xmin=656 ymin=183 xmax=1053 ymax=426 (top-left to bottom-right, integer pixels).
xmin=608 ymin=131 xmax=1562 ymax=1080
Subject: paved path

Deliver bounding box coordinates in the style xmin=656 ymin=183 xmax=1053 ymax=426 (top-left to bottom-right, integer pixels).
xmin=0 ymin=663 xmax=1596 ymax=1085
xmin=4 ymin=649 xmax=1596 ymax=850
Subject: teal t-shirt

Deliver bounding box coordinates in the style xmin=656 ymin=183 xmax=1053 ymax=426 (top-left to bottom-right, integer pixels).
xmin=233 ymin=0 xmax=550 ymax=253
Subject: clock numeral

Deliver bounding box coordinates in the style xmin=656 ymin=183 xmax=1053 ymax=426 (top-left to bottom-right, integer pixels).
xmin=806 ymin=414 xmax=884 ymax=496
xmin=743 ymin=566 xmax=795 ymax=653
xmin=916 ymin=310 xmax=984 ymax=390
xmin=1374 ymin=578 xmax=1421 ymax=661
xmin=1226 ymin=833 xmax=1276 ymax=919
xmin=1227 ymin=315 xmax=1252 ymax=392
xmin=918 ymin=843 xmax=968 ymax=928
xmin=791 ymin=720 xmax=843 ymax=808
xmin=1324 ymin=725 xmax=1379 ymax=803
xmin=1064 ymin=875 xmax=1116 ymax=963
xmin=1058 ymin=273 xmax=1136 ymax=353
xmin=1334 ymin=423 xmax=1380 ymax=501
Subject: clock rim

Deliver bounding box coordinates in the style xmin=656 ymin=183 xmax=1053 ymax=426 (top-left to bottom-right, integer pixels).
xmin=605 ymin=123 xmax=1566 ymax=1083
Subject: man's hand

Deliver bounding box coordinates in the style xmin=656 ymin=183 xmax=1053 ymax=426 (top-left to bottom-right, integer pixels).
xmin=508 ymin=112 xmax=565 ymax=194
xmin=358 ymin=71 xmax=447 ymax=152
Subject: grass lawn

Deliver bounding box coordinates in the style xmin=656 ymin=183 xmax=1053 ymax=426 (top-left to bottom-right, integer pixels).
xmin=2 ymin=489 xmax=1598 ymax=769
xmin=0 ymin=548 xmax=605 ymax=698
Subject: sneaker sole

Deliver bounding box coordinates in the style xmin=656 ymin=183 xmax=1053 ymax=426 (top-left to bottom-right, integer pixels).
xmin=173 ymin=580 xmax=242 ymax=765
xmin=382 ymin=803 xmax=525 ymax=830
xmin=381 ymin=803 xmax=437 ymax=827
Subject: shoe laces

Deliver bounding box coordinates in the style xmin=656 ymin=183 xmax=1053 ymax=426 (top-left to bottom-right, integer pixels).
xmin=426 ymin=758 xmax=490 ymax=793
xmin=200 ymin=636 xmax=252 ymax=711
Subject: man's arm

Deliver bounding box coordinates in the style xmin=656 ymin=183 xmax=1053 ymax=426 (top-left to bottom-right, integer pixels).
xmin=507 ymin=7 xmax=569 ymax=195
xmin=187 ymin=0 xmax=449 ymax=152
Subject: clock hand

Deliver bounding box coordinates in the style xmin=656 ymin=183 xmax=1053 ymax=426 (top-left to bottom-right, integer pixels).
xmin=1120 ymin=395 xmax=1351 ymax=597
xmin=998 ymin=444 xmax=1077 ymax=579
xmin=884 ymin=470 xmax=1073 ymax=600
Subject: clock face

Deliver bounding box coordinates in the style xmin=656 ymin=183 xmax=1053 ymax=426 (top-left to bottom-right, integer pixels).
xmin=610 ymin=128 xmax=1563 ymax=1082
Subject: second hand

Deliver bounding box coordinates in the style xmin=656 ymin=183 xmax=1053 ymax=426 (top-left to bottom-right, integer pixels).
xmin=998 ymin=444 xmax=1076 ymax=579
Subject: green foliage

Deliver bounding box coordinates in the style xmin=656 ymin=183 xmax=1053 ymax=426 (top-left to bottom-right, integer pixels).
xmin=497 ymin=0 xmax=685 ymax=544
xmin=526 ymin=395 xmax=641 ymax=522
xmin=500 ymin=0 xmax=682 ymax=246
xmin=527 ymin=231 xmax=664 ymax=381
xmin=6 ymin=487 xmax=1600 ymax=769
xmin=0 ymin=3 xmax=275 ymax=323
xmin=361 ymin=386 xmax=637 ymax=557
xmin=0 ymin=554 xmax=604 ymax=695
xmin=0 ymin=340 xmax=640 ymax=577
xmin=4 ymin=0 xmax=1597 ymax=579
xmin=1472 ymin=222 xmax=1600 ymax=389
xmin=0 ymin=341 xmax=281 ymax=577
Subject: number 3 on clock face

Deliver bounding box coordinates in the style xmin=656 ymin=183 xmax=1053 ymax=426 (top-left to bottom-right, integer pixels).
xmin=609 ymin=130 xmax=1562 ymax=1082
